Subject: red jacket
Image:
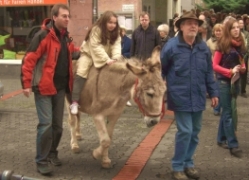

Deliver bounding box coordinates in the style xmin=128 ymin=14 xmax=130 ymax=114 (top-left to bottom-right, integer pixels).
xmin=21 ymin=18 xmax=78 ymax=95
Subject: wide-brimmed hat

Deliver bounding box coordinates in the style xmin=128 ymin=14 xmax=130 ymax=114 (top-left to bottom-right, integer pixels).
xmin=175 ymin=11 xmax=203 ymax=29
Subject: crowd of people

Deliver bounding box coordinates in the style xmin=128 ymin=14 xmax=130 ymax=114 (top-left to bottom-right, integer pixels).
xmin=19 ymin=3 xmax=249 ymax=180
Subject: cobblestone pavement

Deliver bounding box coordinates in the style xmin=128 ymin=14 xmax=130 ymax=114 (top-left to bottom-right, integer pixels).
xmin=1 ymin=71 xmax=249 ymax=180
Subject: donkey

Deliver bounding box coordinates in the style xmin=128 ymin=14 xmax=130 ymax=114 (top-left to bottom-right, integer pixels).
xmin=66 ymin=46 xmax=166 ymax=168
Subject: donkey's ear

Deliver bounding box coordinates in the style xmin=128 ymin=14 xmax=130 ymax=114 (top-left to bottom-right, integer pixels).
xmin=148 ymin=46 xmax=161 ymax=66
xmin=126 ymin=61 xmax=148 ymax=76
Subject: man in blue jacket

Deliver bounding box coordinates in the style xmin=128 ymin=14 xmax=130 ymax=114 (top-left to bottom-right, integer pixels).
xmin=161 ymin=12 xmax=218 ymax=180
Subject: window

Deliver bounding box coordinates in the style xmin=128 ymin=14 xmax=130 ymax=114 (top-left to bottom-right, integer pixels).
xmin=0 ymin=6 xmax=52 ymax=59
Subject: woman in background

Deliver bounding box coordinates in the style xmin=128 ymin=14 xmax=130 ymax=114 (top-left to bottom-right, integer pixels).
xmin=120 ymin=26 xmax=131 ymax=58
xmin=168 ymin=17 xmax=179 ymax=37
xmin=207 ymin=23 xmax=223 ymax=116
xmin=157 ymin=23 xmax=170 ymax=48
xmin=213 ymin=18 xmax=246 ymax=158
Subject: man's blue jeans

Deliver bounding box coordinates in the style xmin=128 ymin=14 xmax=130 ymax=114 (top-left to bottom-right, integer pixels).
xmin=217 ymin=80 xmax=239 ymax=148
xmin=34 ymin=89 xmax=66 ymax=164
xmin=213 ymin=80 xmax=221 ymax=113
xmin=172 ymin=111 xmax=202 ymax=171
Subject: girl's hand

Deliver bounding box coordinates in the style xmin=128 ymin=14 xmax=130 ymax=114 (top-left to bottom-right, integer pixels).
xmin=106 ymin=59 xmax=116 ymax=65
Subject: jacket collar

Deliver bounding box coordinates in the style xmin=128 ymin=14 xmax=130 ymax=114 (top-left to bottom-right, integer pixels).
xmin=53 ymin=23 xmax=68 ymax=38
xmin=138 ymin=23 xmax=154 ymax=32
xmin=41 ymin=18 xmax=69 ymax=39
xmin=178 ymin=31 xmax=202 ymax=45
xmin=177 ymin=31 xmax=207 ymax=52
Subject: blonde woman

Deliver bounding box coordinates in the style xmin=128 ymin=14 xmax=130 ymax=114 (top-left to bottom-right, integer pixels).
xmin=207 ymin=23 xmax=223 ymax=57
xmin=207 ymin=23 xmax=223 ymax=116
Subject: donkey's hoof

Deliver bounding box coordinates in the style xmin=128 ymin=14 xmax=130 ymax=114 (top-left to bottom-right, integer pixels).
xmin=72 ymin=145 xmax=80 ymax=153
xmin=101 ymin=161 xmax=114 ymax=169
xmin=76 ymin=134 xmax=82 ymax=140
xmin=92 ymin=149 xmax=102 ymax=160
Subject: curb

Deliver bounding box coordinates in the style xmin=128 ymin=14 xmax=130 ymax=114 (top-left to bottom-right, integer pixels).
xmin=0 ymin=89 xmax=22 ymax=101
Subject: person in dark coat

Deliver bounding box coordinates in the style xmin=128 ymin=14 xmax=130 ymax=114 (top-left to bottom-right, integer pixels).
xmin=120 ymin=26 xmax=133 ymax=106
xmin=198 ymin=20 xmax=212 ymax=42
xmin=120 ymin=26 xmax=131 ymax=58
xmin=130 ymin=11 xmax=161 ymax=61
xmin=168 ymin=17 xmax=179 ymax=38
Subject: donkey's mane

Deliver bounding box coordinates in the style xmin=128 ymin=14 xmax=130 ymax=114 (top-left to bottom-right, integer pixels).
xmin=108 ymin=57 xmax=142 ymax=74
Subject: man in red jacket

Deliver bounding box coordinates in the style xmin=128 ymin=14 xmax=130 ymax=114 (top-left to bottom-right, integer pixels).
xmin=21 ymin=3 xmax=79 ymax=175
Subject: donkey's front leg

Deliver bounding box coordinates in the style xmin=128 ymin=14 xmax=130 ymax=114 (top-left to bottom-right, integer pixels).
xmin=92 ymin=115 xmax=111 ymax=168
xmin=65 ymin=94 xmax=81 ymax=153
xmin=75 ymin=112 xmax=82 ymax=140
xmin=68 ymin=112 xmax=80 ymax=153
xmin=100 ymin=114 xmax=120 ymax=168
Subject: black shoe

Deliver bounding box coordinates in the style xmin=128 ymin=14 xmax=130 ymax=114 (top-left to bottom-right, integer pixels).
xmin=48 ymin=156 xmax=62 ymax=166
xmin=184 ymin=167 xmax=200 ymax=179
xmin=217 ymin=142 xmax=228 ymax=149
xmin=37 ymin=163 xmax=52 ymax=175
xmin=172 ymin=171 xmax=189 ymax=180
xmin=230 ymin=148 xmax=242 ymax=158
xmin=240 ymin=93 xmax=247 ymax=98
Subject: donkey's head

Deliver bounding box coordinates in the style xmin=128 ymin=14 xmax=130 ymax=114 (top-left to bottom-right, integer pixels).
xmin=127 ymin=46 xmax=166 ymax=127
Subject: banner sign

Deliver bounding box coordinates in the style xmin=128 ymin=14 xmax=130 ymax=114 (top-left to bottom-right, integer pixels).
xmin=0 ymin=0 xmax=67 ymax=6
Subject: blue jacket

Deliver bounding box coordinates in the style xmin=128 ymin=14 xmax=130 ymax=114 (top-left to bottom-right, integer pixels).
xmin=160 ymin=32 xmax=218 ymax=112
xmin=121 ymin=35 xmax=131 ymax=58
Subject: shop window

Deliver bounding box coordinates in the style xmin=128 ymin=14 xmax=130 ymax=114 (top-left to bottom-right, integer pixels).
xmin=0 ymin=6 xmax=52 ymax=60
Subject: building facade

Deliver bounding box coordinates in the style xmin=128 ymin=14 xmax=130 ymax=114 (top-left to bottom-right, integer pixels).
xmin=98 ymin=0 xmax=181 ymax=34
xmin=0 ymin=0 xmax=184 ymax=61
xmin=181 ymin=0 xmax=195 ymax=12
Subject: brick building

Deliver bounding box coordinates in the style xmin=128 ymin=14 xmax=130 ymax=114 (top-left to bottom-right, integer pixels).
xmin=98 ymin=0 xmax=181 ymax=32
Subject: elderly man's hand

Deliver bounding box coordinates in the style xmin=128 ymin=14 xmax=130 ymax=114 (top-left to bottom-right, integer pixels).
xmin=211 ymin=97 xmax=219 ymax=107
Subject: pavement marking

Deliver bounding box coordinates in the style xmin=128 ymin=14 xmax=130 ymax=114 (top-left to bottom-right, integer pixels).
xmin=0 ymin=89 xmax=23 ymax=101
xmin=112 ymin=110 xmax=174 ymax=180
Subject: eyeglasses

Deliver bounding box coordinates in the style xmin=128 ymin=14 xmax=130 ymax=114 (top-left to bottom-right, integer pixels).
xmin=140 ymin=19 xmax=149 ymax=22
xmin=61 ymin=14 xmax=71 ymax=19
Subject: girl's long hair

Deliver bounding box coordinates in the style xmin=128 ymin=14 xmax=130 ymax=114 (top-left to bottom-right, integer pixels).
xmin=217 ymin=18 xmax=246 ymax=54
xmin=85 ymin=11 xmax=120 ymax=45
